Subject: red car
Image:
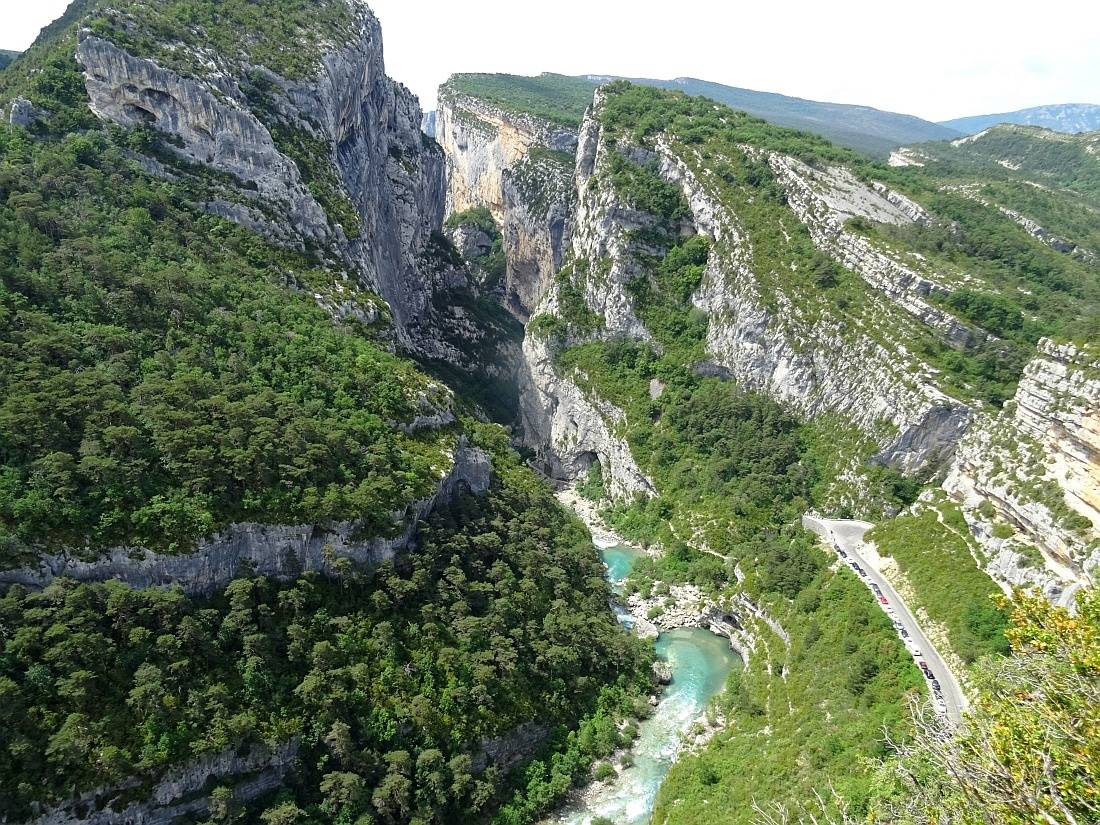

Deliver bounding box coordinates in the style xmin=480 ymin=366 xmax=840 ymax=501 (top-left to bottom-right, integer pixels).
xmin=878 ymin=596 xmax=889 ymax=605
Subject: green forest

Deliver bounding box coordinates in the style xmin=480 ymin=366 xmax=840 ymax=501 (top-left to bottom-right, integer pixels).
xmin=2 ymin=3 xmax=1098 ymax=825
xmin=0 ymin=426 xmax=652 ymax=824
xmin=0 ymin=101 xmax=455 ymax=557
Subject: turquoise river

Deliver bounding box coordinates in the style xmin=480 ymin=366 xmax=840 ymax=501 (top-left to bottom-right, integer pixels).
xmin=556 ymin=544 xmax=741 ymax=825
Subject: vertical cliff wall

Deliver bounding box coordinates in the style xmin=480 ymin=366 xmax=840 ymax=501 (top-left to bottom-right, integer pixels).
xmin=73 ymin=5 xmax=460 ymax=361
xmin=943 ymin=340 xmax=1100 ymax=602
xmin=435 ymin=90 xmax=576 ymax=317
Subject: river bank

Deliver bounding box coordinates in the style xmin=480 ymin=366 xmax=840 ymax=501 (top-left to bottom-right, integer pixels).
xmin=548 ymin=538 xmax=741 ymax=825
xmin=556 ymin=489 xmax=656 ymax=554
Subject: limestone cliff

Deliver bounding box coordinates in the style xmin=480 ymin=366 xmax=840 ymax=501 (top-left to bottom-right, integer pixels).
xmin=667 ymin=142 xmax=973 ymax=472
xmin=943 ymin=341 xmax=1100 ymax=602
xmin=0 ymin=0 xmax=510 ymax=588
xmin=0 ymin=442 xmax=491 ymax=595
xmin=27 ymin=741 xmax=299 ymax=825
xmin=520 ymin=89 xmax=973 ymax=494
xmin=73 ymin=5 xmax=464 ymax=362
xmin=520 ymin=332 xmax=656 ymax=498
xmin=436 ymin=88 xmax=576 ymax=317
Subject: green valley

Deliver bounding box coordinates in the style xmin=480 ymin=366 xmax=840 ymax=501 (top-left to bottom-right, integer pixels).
xmin=1 ymin=3 xmax=1098 ymax=825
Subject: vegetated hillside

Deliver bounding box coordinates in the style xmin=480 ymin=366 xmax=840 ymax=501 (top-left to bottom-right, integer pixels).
xmin=0 ymin=50 xmax=19 ymax=70
xmin=446 ymin=73 xmax=1099 ymax=593
xmin=0 ymin=2 xmax=649 ymax=823
xmin=588 ymin=75 xmax=962 ymax=157
xmin=440 ymin=72 xmax=960 ymax=157
xmin=894 ymin=124 xmax=1100 ymax=264
xmin=507 ymin=79 xmax=1099 ymax=821
xmin=941 ymin=102 xmax=1100 ymax=135
xmin=441 ymin=72 xmax=595 ymax=128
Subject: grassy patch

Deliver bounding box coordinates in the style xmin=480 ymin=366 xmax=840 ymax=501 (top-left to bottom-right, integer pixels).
xmin=867 ymin=502 xmax=1010 ymax=664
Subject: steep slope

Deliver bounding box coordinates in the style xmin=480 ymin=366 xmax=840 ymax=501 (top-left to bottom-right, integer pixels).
xmin=435 ymin=74 xmax=579 ymax=318
xmin=502 ymin=78 xmax=1098 ymax=825
xmin=888 ymin=125 xmax=1100 ymax=293
xmin=520 ymin=81 xmax=1099 ymax=595
xmin=0 ymin=0 xmax=469 ymax=563
xmin=0 ymin=3 xmax=648 ymax=823
xmin=943 ymin=340 xmax=1100 ymax=602
xmin=942 ymin=102 xmax=1100 ymax=135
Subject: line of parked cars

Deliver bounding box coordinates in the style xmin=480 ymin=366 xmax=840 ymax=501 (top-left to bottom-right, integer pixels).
xmin=831 ymin=532 xmax=949 ymax=716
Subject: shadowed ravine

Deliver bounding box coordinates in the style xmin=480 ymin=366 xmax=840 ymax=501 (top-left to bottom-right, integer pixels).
xmin=557 ymin=546 xmax=741 ymax=825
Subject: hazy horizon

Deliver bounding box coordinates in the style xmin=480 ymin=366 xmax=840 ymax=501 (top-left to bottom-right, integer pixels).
xmin=5 ymin=0 xmax=1099 ymax=122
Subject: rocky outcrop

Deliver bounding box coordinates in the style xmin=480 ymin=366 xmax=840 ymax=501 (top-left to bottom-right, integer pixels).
xmin=943 ymin=340 xmax=1100 ymax=603
xmin=501 ymin=149 xmax=575 ymax=315
xmin=73 ymin=7 xmax=456 ymax=361
xmin=436 ymin=90 xmax=576 ymax=317
xmin=7 ymin=96 xmax=46 ymax=128
xmin=563 ymin=112 xmax=664 ymax=340
xmin=472 ymin=722 xmax=550 ymax=773
xmin=0 ymin=442 xmax=492 ymax=595
xmin=520 ymin=333 xmax=655 ymax=498
xmin=763 ymin=153 xmax=976 ymax=348
xmin=624 ymin=582 xmax=782 ymax=664
xmin=76 ymin=35 xmax=330 ymax=240
xmin=26 ymin=740 xmax=299 ymax=825
xmin=653 ymin=141 xmax=972 ymax=472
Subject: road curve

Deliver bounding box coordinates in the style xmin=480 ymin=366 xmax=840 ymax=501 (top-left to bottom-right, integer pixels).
xmin=802 ymin=515 xmax=966 ymax=723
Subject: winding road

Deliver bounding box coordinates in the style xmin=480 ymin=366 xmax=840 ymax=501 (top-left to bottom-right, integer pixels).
xmin=802 ymin=515 xmax=966 ymax=723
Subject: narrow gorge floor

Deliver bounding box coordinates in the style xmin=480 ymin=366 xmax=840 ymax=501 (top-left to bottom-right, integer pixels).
xmin=556 ymin=545 xmax=741 ymax=825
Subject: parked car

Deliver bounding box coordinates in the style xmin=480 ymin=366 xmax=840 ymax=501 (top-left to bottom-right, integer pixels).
xmin=932 ymin=679 xmax=941 ymax=691
xmin=878 ymin=595 xmax=889 ymax=605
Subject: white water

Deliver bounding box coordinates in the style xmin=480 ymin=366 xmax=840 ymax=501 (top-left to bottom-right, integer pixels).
xmin=555 ymin=546 xmax=739 ymax=825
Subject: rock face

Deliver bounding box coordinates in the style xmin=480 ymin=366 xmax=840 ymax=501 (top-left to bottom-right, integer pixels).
xmin=943 ymin=340 xmax=1100 ymax=602
xmin=27 ymin=741 xmax=299 ymax=825
xmin=763 ymin=153 xmax=976 ymax=348
xmin=7 ymin=96 xmax=45 ymax=128
xmin=520 ymin=92 xmax=972 ymax=490
xmin=0 ymin=443 xmax=492 ymax=595
xmin=74 ymin=7 xmax=456 ymax=359
xmin=436 ymin=90 xmax=576 ymax=317
xmin=663 ymin=142 xmax=972 ymax=472
xmin=521 ymin=332 xmax=656 ymax=498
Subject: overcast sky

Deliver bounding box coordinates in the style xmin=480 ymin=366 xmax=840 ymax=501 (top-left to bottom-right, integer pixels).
xmin=5 ymin=0 xmax=1099 ymax=122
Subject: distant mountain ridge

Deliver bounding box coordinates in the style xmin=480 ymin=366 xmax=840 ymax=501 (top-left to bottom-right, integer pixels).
xmin=0 ymin=50 xmax=19 ymax=70
xmin=439 ymin=72 xmax=961 ymax=157
xmin=583 ymin=75 xmax=962 ymax=156
xmin=941 ymin=103 xmax=1100 ymax=136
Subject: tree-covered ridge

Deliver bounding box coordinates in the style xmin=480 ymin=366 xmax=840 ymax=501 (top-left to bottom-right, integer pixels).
xmin=440 ymin=73 xmax=597 ymax=128
xmin=594 ymin=83 xmax=1100 ymax=400
xmin=898 ymin=124 xmax=1100 ymax=275
xmin=0 ymin=425 xmax=652 ymax=823
xmin=917 ymin=124 xmax=1100 ymax=204
xmin=0 ymin=117 xmax=457 ymax=557
xmin=0 ymin=51 xmax=19 ymax=71
xmin=0 ymin=15 xmax=460 ymax=558
xmin=83 ymin=0 xmax=358 ymax=82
